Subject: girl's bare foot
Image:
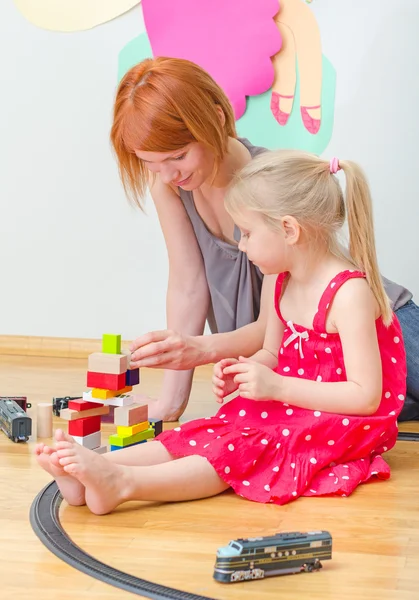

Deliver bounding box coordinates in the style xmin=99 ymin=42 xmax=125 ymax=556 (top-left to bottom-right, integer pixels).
xmin=35 ymin=432 xmax=86 ymax=506
xmin=56 ymin=436 xmax=130 ymax=515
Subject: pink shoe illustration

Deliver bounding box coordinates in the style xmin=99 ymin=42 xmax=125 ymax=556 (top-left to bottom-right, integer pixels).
xmin=301 ymin=105 xmax=321 ymax=134
xmin=270 ymin=92 xmax=294 ymax=126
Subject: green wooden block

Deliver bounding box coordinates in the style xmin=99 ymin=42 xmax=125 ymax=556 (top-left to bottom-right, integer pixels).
xmin=102 ymin=334 xmax=121 ymax=355
xmin=109 ymin=427 xmax=155 ymax=447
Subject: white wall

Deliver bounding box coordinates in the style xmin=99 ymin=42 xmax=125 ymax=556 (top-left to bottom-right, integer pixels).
xmin=1 ymin=0 xmax=418 ymax=340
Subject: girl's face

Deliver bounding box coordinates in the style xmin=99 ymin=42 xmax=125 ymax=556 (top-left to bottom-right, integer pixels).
xmin=234 ymin=209 xmax=290 ymax=275
xmin=135 ymin=142 xmax=214 ymax=190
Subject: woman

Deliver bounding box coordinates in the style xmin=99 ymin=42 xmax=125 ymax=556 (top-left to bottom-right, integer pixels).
xmin=111 ymin=56 xmax=419 ymax=423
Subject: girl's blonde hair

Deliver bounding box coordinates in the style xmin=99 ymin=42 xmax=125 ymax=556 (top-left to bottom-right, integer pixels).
xmin=225 ymin=149 xmax=392 ymax=325
xmin=110 ymin=57 xmax=237 ymax=209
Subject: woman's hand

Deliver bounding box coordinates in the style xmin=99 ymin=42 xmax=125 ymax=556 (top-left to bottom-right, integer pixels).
xmin=223 ymin=356 xmax=281 ymax=400
xmin=212 ymin=358 xmax=240 ymax=403
xmin=129 ymin=330 xmax=204 ymax=370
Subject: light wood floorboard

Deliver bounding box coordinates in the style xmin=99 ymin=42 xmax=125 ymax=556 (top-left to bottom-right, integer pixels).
xmin=1 ymin=354 xmax=419 ymax=599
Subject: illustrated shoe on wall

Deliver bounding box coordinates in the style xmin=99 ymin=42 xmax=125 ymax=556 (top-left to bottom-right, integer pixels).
xmin=301 ymin=105 xmax=321 ymax=134
xmin=270 ymin=92 xmax=294 ymax=126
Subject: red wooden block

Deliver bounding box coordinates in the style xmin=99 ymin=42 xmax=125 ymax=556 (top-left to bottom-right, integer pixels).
xmin=68 ymin=399 xmax=103 ymax=411
xmin=86 ymin=371 xmax=126 ymax=391
xmin=68 ymin=415 xmax=101 ymax=437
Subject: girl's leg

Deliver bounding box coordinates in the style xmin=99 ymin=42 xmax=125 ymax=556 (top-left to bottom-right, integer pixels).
xmin=55 ymin=436 xmax=230 ymax=515
xmin=36 ymin=429 xmax=177 ymax=506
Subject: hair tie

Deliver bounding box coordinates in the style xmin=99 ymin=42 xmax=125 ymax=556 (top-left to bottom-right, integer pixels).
xmin=329 ymin=157 xmax=341 ymax=174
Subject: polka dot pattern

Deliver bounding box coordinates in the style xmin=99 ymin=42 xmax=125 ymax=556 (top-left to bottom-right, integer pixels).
xmin=155 ymin=269 xmax=405 ymax=507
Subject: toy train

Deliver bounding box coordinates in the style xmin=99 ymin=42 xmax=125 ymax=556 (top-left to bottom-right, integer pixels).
xmin=0 ymin=396 xmax=31 ymax=411
xmin=52 ymin=396 xmax=81 ymax=417
xmin=213 ymin=530 xmax=332 ymax=583
xmin=0 ymin=398 xmax=32 ymax=442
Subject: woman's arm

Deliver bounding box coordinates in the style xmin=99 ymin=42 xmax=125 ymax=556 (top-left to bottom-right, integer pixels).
xmin=271 ymin=278 xmax=383 ymax=415
xmin=144 ymin=177 xmax=210 ymax=419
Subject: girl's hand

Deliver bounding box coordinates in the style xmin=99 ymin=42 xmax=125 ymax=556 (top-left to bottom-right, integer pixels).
xmin=212 ymin=358 xmax=240 ymax=403
xmin=129 ymin=330 xmax=202 ymax=370
xmin=223 ymin=356 xmax=281 ymax=400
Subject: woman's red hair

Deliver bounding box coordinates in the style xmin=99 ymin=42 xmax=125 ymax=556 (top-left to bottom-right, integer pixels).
xmin=110 ymin=57 xmax=237 ymax=209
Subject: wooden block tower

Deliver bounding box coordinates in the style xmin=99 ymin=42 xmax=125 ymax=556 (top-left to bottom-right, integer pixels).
xmin=59 ymin=333 xmax=162 ymax=452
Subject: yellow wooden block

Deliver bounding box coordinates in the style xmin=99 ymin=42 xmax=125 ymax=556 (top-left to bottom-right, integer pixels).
xmin=91 ymin=385 xmax=132 ymax=400
xmin=117 ymin=421 xmax=149 ymax=437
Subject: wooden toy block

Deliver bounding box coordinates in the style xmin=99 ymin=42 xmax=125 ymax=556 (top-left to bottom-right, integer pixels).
xmin=105 ymin=394 xmax=135 ymax=407
xmin=87 ymin=371 xmax=126 ymax=391
xmin=91 ymin=385 xmax=132 ymax=400
xmin=109 ymin=426 xmax=154 ymax=447
xmin=82 ymin=390 xmax=133 ymax=407
xmin=87 ymin=352 xmax=128 ymax=375
xmin=93 ymin=445 xmax=108 ymax=455
xmin=116 ymin=421 xmax=149 ymax=437
xmin=113 ymin=402 xmax=148 ymax=427
xmin=149 ymin=418 xmax=163 ymax=437
xmin=68 ymin=399 xmax=102 ymax=411
xmin=68 ymin=415 xmax=101 ymax=437
xmin=125 ymin=368 xmax=140 ymax=387
xmin=37 ymin=403 xmax=53 ymax=438
xmin=59 ymin=405 xmax=110 ymax=421
xmin=73 ymin=430 xmax=101 ymax=450
xmin=110 ymin=440 xmax=146 ymax=451
xmin=102 ymin=333 xmax=121 ymax=355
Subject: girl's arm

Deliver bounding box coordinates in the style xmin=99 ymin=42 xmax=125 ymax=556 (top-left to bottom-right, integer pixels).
xmin=245 ymin=280 xmax=285 ymax=368
xmin=201 ymin=273 xmax=278 ymax=363
xmin=273 ymin=278 xmax=382 ymax=415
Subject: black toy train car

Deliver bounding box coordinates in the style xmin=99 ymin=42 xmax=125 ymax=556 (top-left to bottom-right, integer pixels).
xmin=213 ymin=530 xmax=332 ymax=583
xmin=0 ymin=399 xmax=32 ymax=442
xmin=52 ymin=396 xmax=80 ymax=417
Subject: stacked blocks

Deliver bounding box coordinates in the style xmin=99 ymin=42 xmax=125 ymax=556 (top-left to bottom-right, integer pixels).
xmin=59 ymin=333 xmax=162 ymax=453
xmin=59 ymin=399 xmax=109 ymax=454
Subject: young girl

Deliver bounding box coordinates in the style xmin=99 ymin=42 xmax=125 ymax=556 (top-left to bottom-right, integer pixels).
xmin=36 ymin=150 xmax=406 ymax=514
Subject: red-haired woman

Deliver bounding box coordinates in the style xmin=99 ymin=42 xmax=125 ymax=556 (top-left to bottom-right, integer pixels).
xmin=111 ymin=57 xmax=419 ymax=423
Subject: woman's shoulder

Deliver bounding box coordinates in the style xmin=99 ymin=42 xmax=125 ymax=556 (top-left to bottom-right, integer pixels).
xmin=238 ymin=137 xmax=269 ymax=159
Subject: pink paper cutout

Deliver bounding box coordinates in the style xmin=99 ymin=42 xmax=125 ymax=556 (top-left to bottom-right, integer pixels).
xmin=142 ymin=0 xmax=282 ymax=119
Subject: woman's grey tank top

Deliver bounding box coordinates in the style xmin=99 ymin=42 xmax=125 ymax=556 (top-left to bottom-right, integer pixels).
xmin=178 ymin=138 xmax=411 ymax=334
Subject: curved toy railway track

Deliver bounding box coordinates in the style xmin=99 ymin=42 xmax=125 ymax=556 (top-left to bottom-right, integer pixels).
xmin=30 ymin=481 xmax=216 ymax=600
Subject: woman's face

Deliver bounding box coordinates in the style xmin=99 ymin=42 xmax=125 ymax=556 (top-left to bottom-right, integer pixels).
xmin=135 ymin=142 xmax=215 ymax=190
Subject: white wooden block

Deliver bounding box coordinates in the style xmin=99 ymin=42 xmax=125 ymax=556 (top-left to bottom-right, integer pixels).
xmin=83 ymin=390 xmax=134 ymax=407
xmin=93 ymin=445 xmax=108 ymax=455
xmin=73 ymin=431 xmax=101 ymax=450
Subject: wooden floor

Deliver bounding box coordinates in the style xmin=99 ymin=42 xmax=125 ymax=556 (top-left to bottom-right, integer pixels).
xmin=1 ymin=354 xmax=419 ymax=600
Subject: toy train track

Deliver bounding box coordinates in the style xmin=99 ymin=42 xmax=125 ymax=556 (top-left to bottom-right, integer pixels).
xmin=30 ymin=481 xmax=216 ymax=600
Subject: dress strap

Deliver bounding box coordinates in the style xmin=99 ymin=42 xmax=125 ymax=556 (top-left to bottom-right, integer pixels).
xmin=274 ymin=272 xmax=289 ymax=324
xmin=313 ymin=269 xmax=366 ymax=333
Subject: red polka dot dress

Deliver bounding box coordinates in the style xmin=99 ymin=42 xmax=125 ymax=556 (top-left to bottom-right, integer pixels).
xmin=158 ymin=270 xmax=407 ymax=504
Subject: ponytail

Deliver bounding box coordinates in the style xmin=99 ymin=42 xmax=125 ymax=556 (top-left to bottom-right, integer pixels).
xmin=339 ymin=161 xmax=392 ymax=325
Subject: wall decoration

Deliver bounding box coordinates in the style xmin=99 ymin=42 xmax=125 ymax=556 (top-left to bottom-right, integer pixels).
xmin=141 ymin=0 xmax=281 ymax=119
xmin=13 ymin=0 xmax=139 ymax=32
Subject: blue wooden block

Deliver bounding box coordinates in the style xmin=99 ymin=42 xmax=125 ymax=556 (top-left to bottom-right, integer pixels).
xmin=110 ymin=440 xmax=146 ymax=452
xmin=125 ymin=368 xmax=140 ymax=386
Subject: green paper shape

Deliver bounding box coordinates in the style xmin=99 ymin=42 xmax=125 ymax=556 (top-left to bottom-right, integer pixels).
xmin=118 ymin=34 xmax=153 ymax=82
xmin=117 ymin=33 xmax=336 ymax=155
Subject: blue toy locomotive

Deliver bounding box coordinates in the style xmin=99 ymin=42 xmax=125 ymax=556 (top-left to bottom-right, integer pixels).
xmin=0 ymin=398 xmax=32 ymax=442
xmin=213 ymin=530 xmax=332 ymax=583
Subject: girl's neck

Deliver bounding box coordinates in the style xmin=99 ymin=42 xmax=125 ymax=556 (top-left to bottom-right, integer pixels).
xmin=287 ymin=243 xmax=345 ymax=286
xmin=202 ymin=137 xmax=251 ymax=191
